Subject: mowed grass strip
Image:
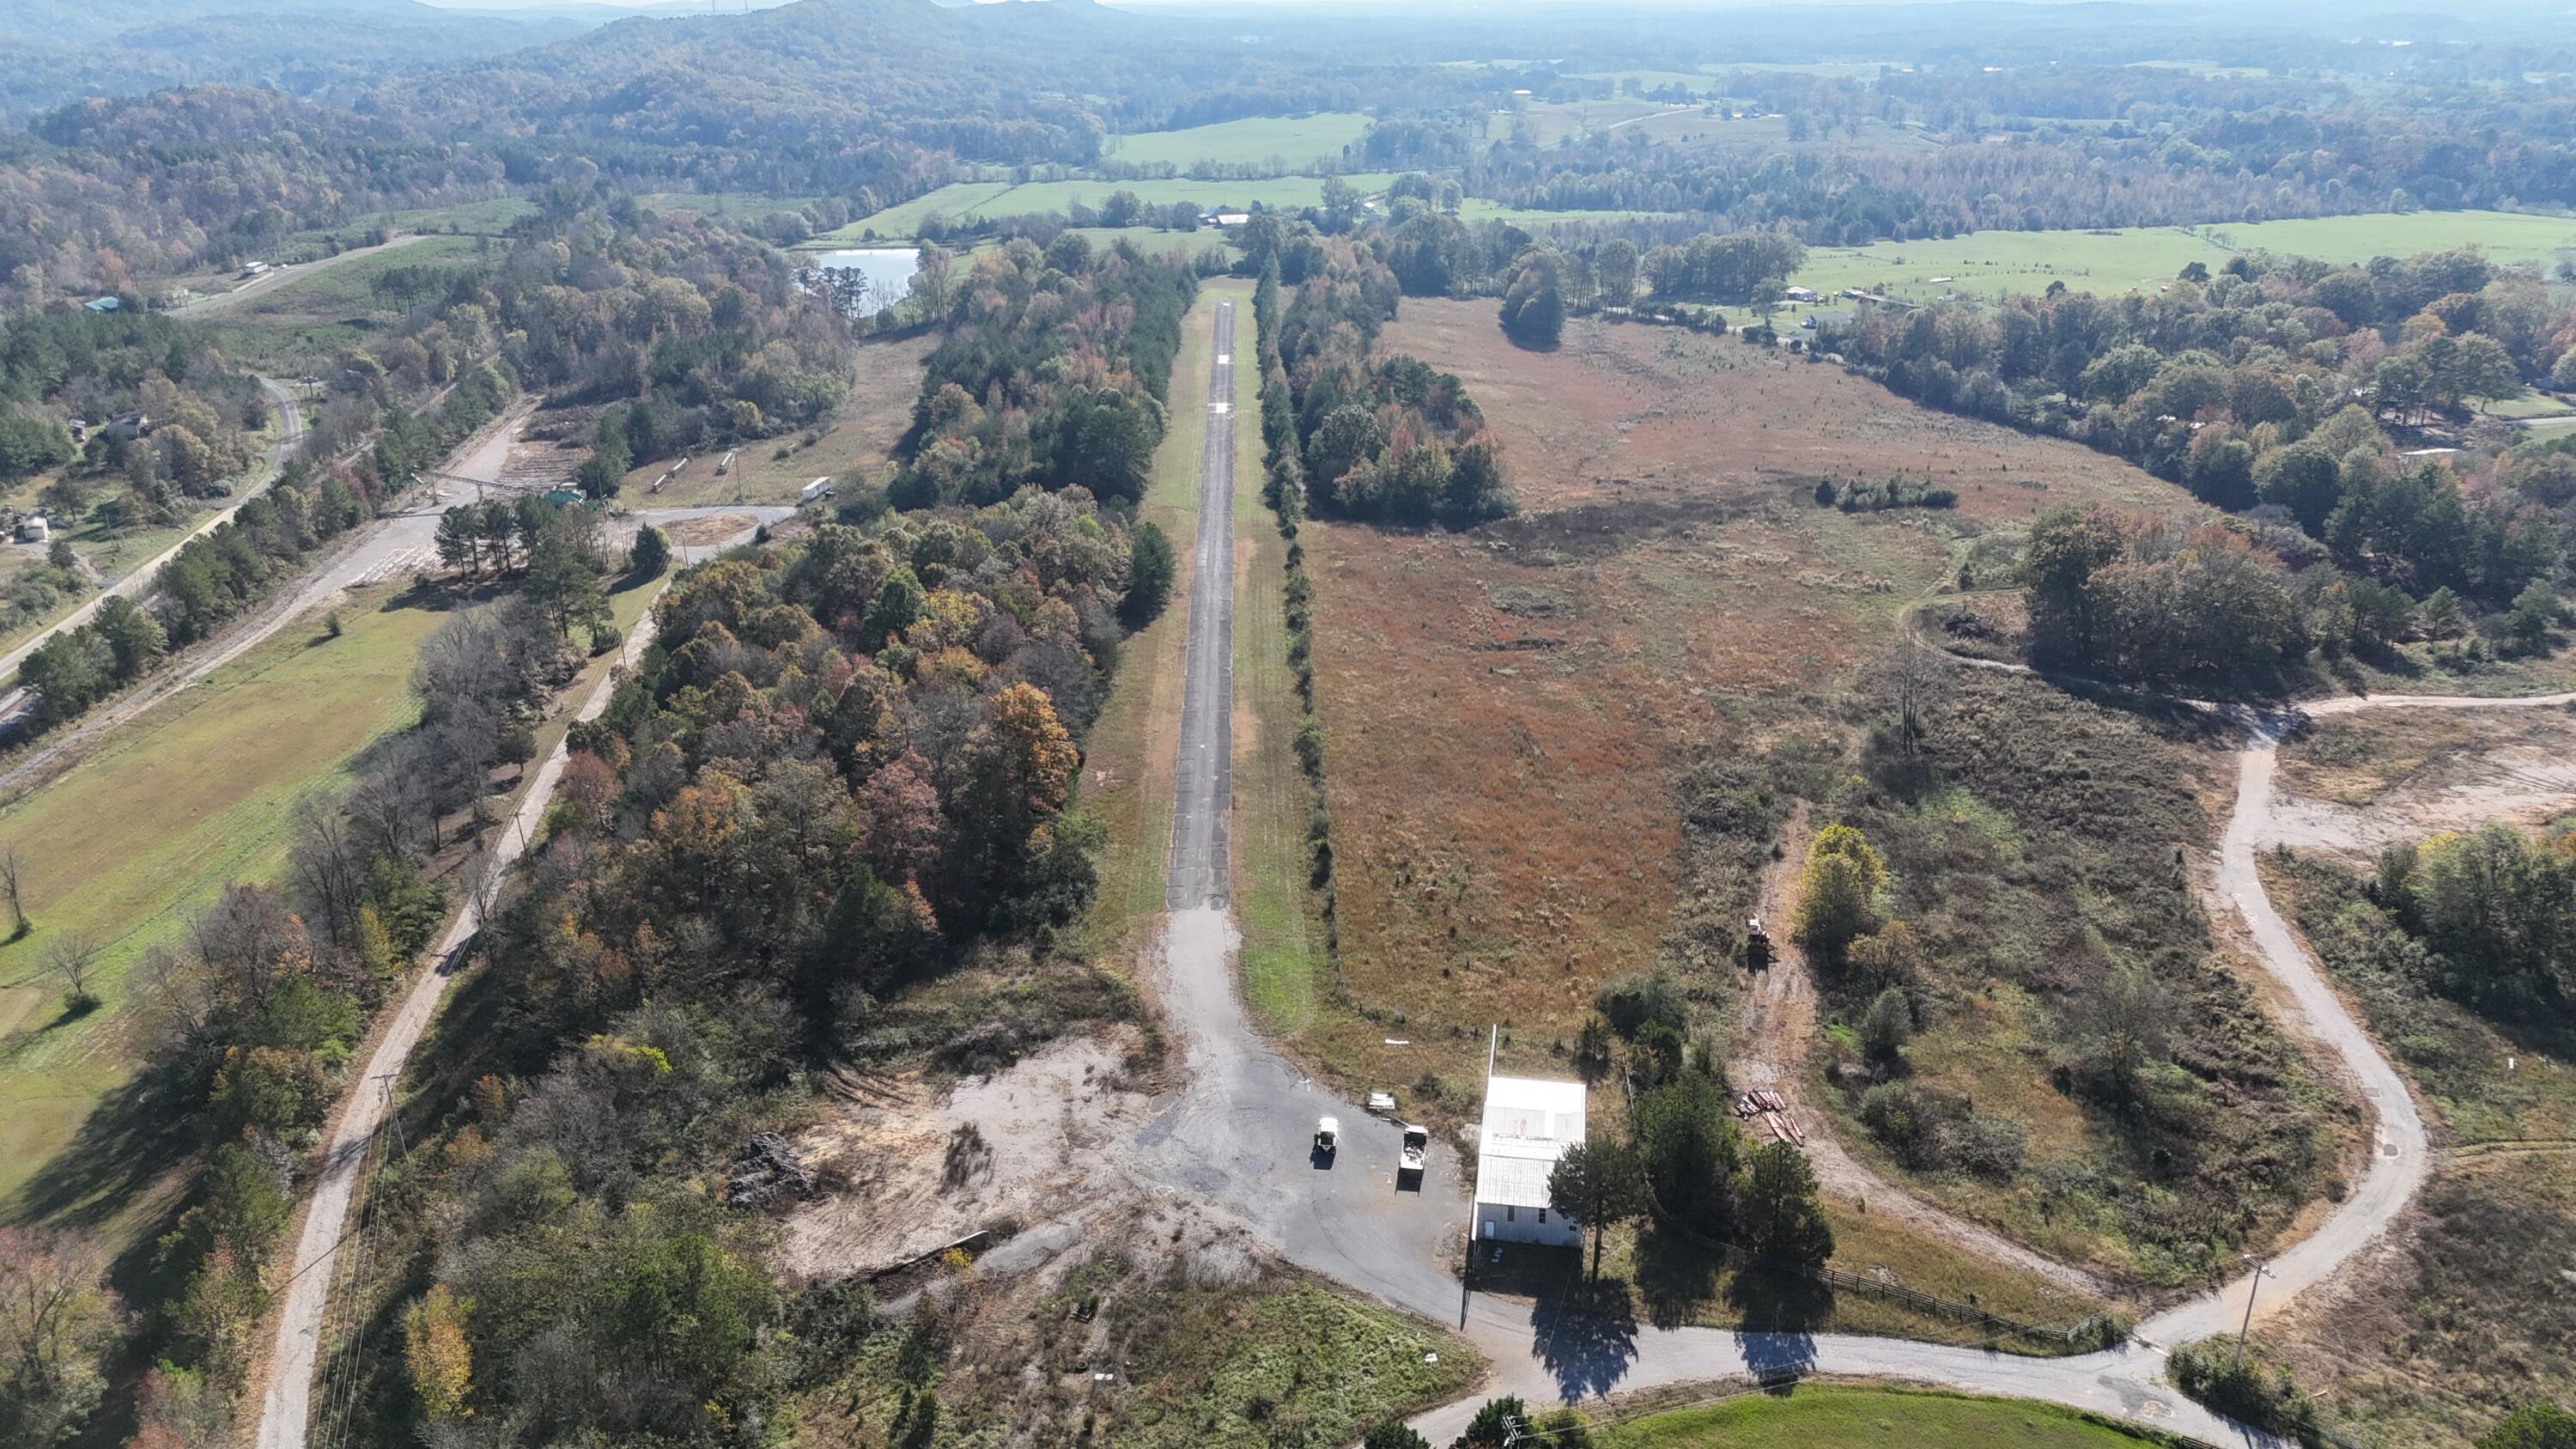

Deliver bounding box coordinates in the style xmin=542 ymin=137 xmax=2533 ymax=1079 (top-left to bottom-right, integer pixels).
xmin=1224 ymin=283 xmax=1323 ymax=1038
xmin=1078 ymin=285 xmax=1217 ymax=961
xmin=1599 ymin=1384 xmax=2179 ymax=1447
xmin=0 ymin=581 xmax=443 ymax=1224
xmin=0 ymin=568 xmax=663 ymax=1235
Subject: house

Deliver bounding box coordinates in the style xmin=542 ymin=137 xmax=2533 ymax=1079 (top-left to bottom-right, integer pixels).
xmin=83 ymin=296 xmax=120 ymax=313
xmin=1783 ymin=285 xmax=1820 ymax=303
xmin=1472 ymin=1075 xmax=1585 ymax=1248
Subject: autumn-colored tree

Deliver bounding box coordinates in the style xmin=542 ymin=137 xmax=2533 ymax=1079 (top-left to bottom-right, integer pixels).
xmin=0 ymin=1227 xmax=125 ymax=1445
xmin=951 ymin=684 xmax=1078 ymax=837
xmin=1791 ymin=824 xmax=1884 ymax=957
xmin=860 ymin=751 xmax=945 ymax=885
xmin=404 ymin=1282 xmax=474 ymax=1420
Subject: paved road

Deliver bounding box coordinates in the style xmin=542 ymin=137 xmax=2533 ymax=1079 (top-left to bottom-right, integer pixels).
xmin=166 ymin=235 xmax=431 ymax=320
xmin=0 ymin=377 xmax=303 ymax=697
xmin=1123 ymin=302 xmax=2576 ymax=1445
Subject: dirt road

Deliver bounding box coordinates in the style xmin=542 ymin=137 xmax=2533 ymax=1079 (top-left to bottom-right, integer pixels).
xmin=252 ymin=509 xmax=777 ymax=1449
xmin=1728 ymin=805 xmax=2116 ymax=1300
xmin=166 ymin=236 xmax=431 ymax=319
xmin=0 ymin=377 xmax=302 ymax=696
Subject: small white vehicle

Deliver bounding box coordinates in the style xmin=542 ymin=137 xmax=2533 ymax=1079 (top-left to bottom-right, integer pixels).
xmin=1398 ymin=1123 xmax=1428 ymax=1181
xmin=1365 ymin=1091 xmax=1398 ymax=1115
xmin=1314 ymin=1117 xmax=1339 ymax=1156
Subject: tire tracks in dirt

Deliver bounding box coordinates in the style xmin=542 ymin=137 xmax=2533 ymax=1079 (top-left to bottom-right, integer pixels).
xmin=1728 ymin=801 xmax=2118 ymax=1300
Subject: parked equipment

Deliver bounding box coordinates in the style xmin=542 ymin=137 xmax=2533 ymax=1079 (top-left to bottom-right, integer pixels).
xmin=1745 ymin=915 xmax=1773 ymax=971
xmin=1398 ymin=1123 xmax=1428 ymax=1181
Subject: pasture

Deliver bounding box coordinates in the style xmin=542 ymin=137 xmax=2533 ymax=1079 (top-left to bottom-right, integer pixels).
xmin=1102 ymin=113 xmax=1372 ymax=173
xmin=0 ymin=580 xmax=441 ymax=1234
xmin=0 ymin=569 xmax=659 ymax=1243
xmin=1287 ymin=299 xmax=2356 ymax=1298
xmin=1792 ymin=210 xmax=2576 ymax=303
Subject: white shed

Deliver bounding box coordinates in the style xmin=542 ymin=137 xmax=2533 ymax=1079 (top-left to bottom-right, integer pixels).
xmin=1473 ymin=1075 xmax=1585 ymax=1248
xmin=800 ymin=476 xmax=835 ymax=504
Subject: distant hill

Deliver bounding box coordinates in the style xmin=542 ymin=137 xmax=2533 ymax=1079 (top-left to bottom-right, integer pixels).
xmin=364 ymin=0 xmax=1212 ymax=199
xmin=0 ymin=0 xmax=603 ymax=122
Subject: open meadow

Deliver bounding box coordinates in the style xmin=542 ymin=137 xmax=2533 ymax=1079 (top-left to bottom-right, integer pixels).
xmin=0 ymin=580 xmax=443 ymax=1236
xmin=1790 ymin=209 xmax=2576 ymax=305
xmin=1102 ymin=113 xmax=1372 ymax=173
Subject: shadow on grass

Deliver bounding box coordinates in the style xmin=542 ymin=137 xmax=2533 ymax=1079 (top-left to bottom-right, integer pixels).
xmin=6 ymin=1056 xmax=200 ymax=1239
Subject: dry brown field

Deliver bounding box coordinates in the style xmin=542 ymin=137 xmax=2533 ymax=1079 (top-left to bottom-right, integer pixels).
xmin=1297 ymin=300 xmax=2215 ymax=1099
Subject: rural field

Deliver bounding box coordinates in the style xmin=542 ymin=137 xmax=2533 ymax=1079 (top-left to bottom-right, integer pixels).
xmin=0 ymin=569 xmax=659 ymax=1245
xmin=1277 ymin=298 xmax=2340 ymax=1300
xmin=1297 ymin=301 xmax=2203 ymax=1100
xmin=0 ymin=580 xmax=443 ymax=1234
xmin=1102 ymin=113 xmax=1372 ymax=172
xmin=1789 ymin=209 xmax=2576 ymax=305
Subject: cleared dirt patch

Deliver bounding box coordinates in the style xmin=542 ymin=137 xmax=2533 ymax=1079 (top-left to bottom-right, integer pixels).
xmin=780 ymin=1033 xmax=1152 ymax=1281
xmin=2272 ymin=705 xmax=2576 ymax=861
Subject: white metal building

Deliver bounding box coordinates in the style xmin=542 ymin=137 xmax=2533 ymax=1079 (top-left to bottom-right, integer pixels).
xmin=1472 ymin=1075 xmax=1585 ymax=1247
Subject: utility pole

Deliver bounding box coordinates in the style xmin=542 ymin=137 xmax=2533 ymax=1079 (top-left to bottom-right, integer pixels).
xmin=2233 ymin=1253 xmax=2271 ymax=1368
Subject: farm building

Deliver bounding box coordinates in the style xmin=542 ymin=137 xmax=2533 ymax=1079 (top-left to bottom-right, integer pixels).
xmin=1472 ymin=1075 xmax=1584 ymax=1248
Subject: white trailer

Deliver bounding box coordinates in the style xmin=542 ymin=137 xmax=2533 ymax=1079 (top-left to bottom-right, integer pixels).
xmin=800 ymin=476 xmax=835 ymax=505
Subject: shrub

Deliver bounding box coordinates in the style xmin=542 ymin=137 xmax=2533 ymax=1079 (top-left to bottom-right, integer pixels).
xmin=2166 ymin=1336 xmax=2323 ymax=1440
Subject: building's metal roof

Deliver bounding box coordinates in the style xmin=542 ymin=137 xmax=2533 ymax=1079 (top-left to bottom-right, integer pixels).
xmin=1474 ymin=1075 xmax=1585 ymax=1211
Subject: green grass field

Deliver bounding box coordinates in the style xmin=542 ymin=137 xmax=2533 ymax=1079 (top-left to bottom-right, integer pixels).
xmin=0 ymin=569 xmax=656 ymax=1240
xmin=1103 ymin=113 xmax=1372 ymax=172
xmin=1792 ymin=210 xmax=2576 ymax=302
xmin=232 ymin=233 xmax=495 ymax=322
xmin=1599 ymin=1385 xmax=2173 ymax=1447
xmin=0 ymin=581 xmax=441 ymax=1231
xmin=812 ymin=174 xmax=1403 ymax=244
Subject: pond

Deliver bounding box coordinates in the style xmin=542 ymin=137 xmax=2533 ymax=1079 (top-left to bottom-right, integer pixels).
xmin=799 ymin=247 xmax=920 ymax=309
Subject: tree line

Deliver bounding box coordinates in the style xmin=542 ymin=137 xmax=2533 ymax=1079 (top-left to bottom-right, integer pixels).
xmin=1267 ymin=237 xmax=1515 ymax=528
